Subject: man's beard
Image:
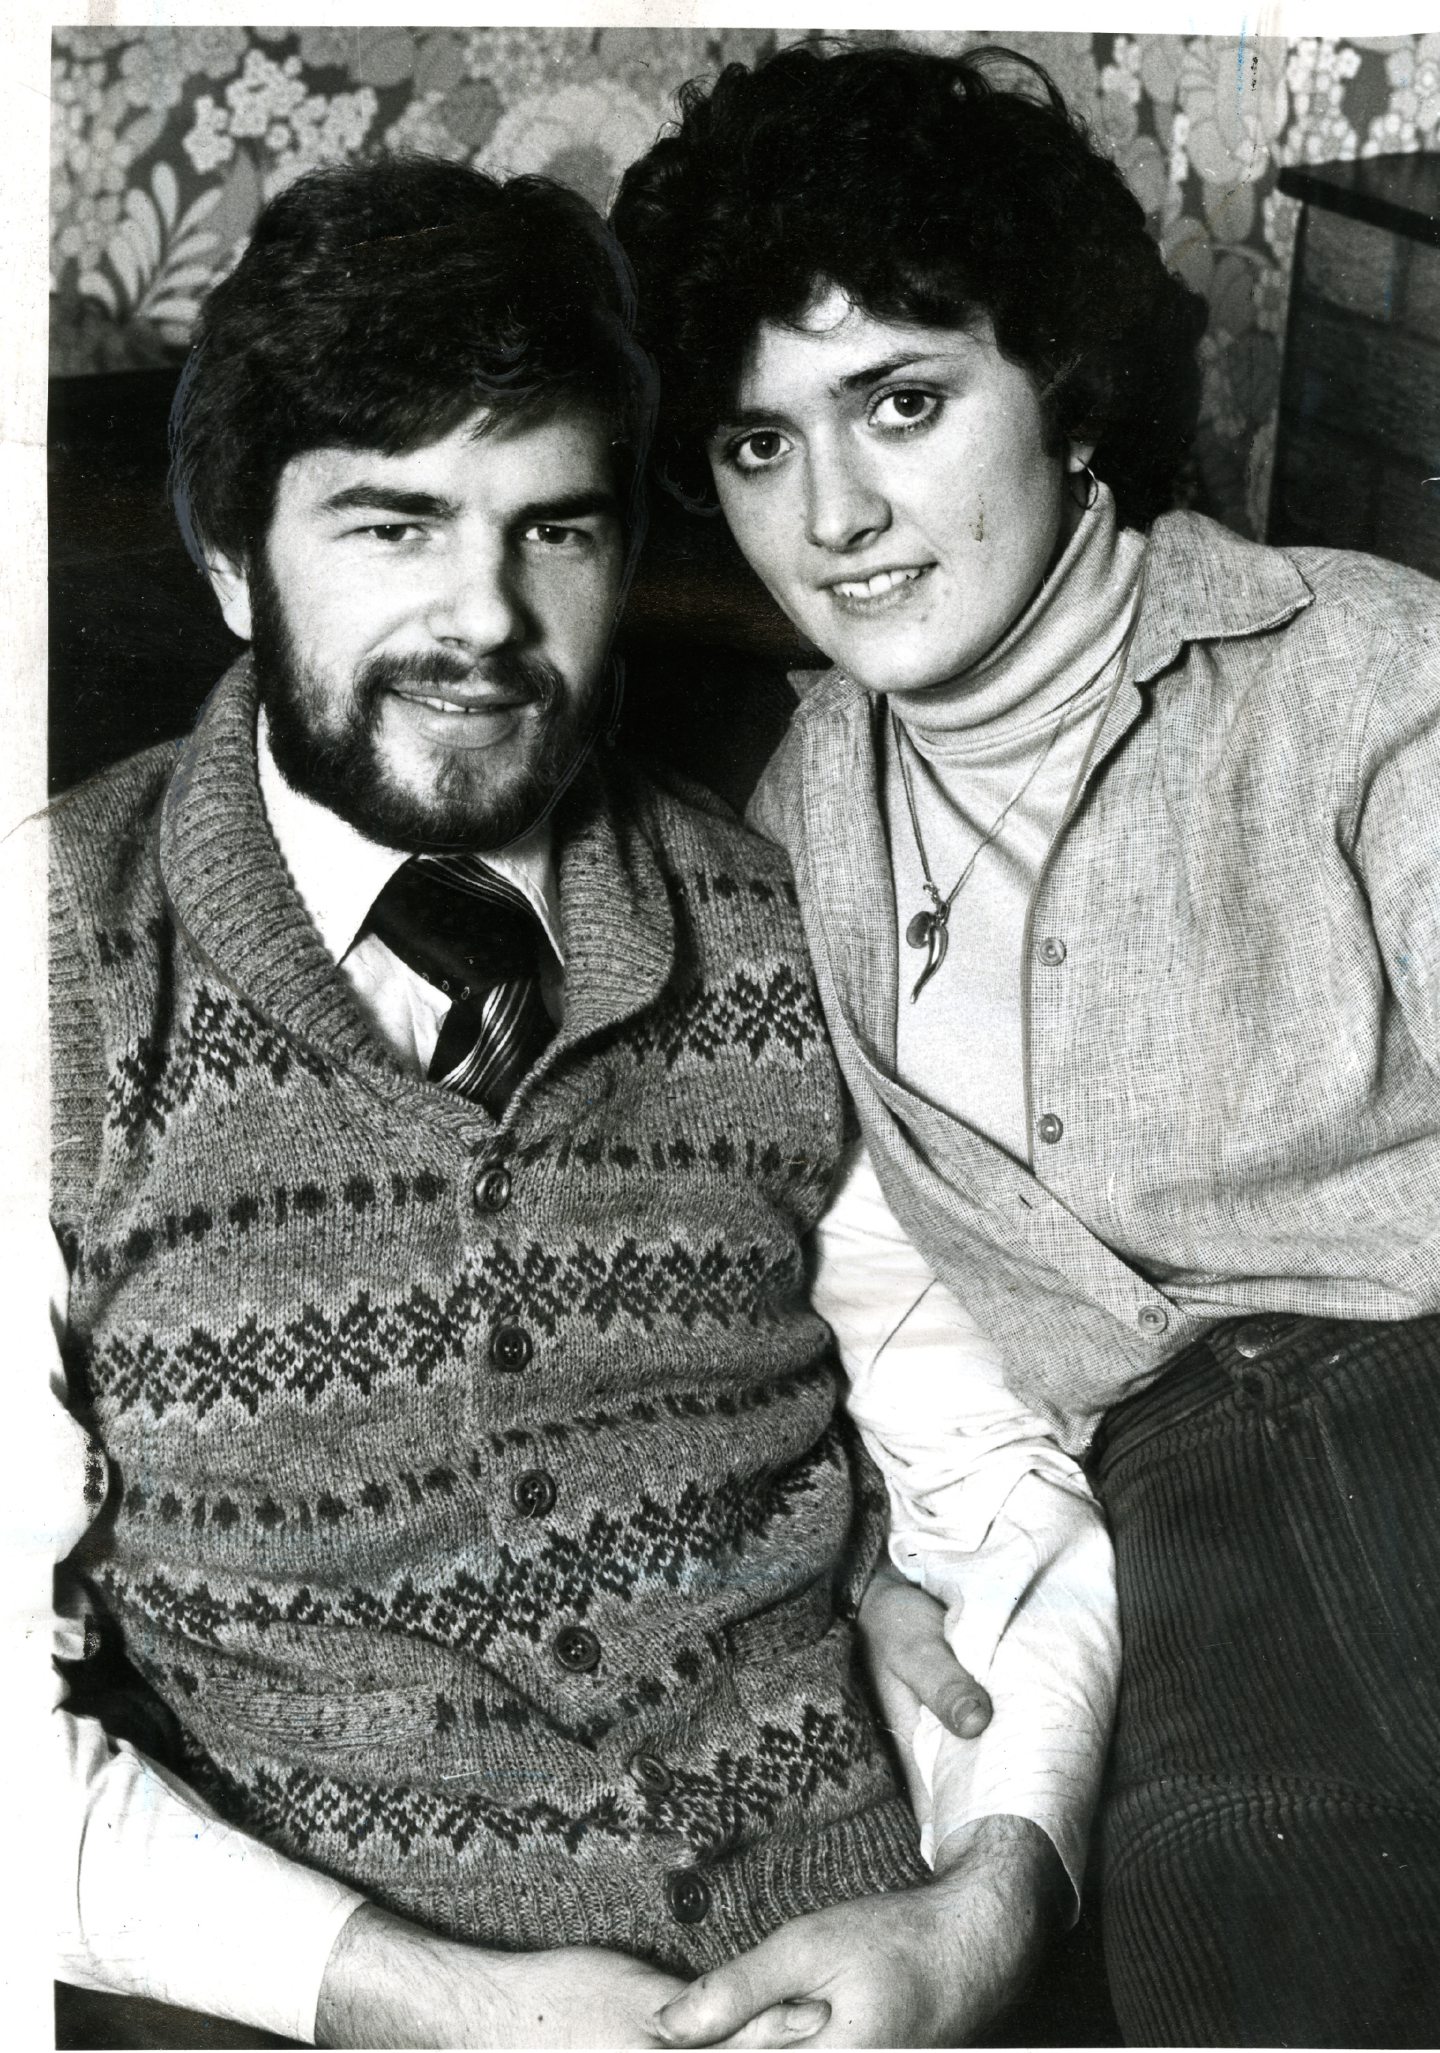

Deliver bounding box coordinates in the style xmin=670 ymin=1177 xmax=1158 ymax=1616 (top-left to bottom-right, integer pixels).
xmin=251 ymin=559 xmax=603 ymax=852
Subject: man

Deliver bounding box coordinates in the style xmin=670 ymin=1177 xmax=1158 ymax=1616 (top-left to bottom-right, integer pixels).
xmin=613 ymin=40 xmax=1440 ymax=2049
xmin=49 ymin=155 xmax=1072 ymax=2048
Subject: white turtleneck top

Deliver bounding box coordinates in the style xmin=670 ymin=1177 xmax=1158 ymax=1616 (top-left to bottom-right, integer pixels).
xmin=884 ymin=485 xmax=1145 ymax=1158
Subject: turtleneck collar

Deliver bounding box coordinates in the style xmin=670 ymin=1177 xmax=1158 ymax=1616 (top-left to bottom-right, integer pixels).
xmin=889 ymin=481 xmax=1146 ymax=759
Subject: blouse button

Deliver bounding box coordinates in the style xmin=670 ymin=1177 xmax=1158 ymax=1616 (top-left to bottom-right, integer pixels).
xmin=1037 ymin=1112 xmax=1064 ymax=1145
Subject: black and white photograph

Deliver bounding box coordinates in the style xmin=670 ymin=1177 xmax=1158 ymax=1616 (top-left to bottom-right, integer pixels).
xmin=14 ymin=4 xmax=1440 ymax=2045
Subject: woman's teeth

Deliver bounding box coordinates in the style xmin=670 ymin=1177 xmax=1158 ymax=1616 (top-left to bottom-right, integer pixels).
xmin=833 ymin=567 xmax=924 ymax=599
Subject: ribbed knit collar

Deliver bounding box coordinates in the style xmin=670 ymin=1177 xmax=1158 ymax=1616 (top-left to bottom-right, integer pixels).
xmin=889 ymin=483 xmax=1146 ymax=761
xmin=158 ymin=660 xmax=675 ymax=1078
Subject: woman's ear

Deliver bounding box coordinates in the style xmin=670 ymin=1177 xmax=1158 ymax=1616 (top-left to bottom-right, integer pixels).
xmin=205 ymin=553 xmax=253 ymax=641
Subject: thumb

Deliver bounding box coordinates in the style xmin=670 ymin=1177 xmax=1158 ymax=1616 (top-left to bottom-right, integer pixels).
xmin=653 ymin=1947 xmax=797 ymax=2046
xmin=859 ymin=1572 xmax=993 ymax=1739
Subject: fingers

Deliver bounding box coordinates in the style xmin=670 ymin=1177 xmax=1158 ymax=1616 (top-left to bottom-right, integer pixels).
xmin=718 ymin=1999 xmax=832 ymax=2047
xmin=858 ymin=1573 xmax=993 ymax=1738
xmin=654 ymin=1951 xmax=806 ymax=2047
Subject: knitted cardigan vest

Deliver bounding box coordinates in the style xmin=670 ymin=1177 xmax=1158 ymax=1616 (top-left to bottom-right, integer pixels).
xmin=50 ymin=664 xmax=925 ymax=1971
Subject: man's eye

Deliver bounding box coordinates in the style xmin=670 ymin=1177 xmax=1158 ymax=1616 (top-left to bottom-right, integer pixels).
xmin=871 ymin=390 xmax=939 ymax=431
xmin=729 ymin=429 xmax=792 ymax=473
xmin=361 ymin=522 xmax=423 ymax=544
xmin=524 ymin=523 xmax=585 ymax=547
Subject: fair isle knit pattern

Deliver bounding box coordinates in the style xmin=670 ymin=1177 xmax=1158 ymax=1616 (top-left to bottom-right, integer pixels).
xmin=50 ymin=661 xmax=924 ymax=1972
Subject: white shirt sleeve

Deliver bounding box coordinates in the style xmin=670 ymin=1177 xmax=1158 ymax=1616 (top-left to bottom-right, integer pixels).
xmin=47 ymin=1225 xmax=364 ymax=2044
xmin=812 ymin=1146 xmax=1119 ymax=1904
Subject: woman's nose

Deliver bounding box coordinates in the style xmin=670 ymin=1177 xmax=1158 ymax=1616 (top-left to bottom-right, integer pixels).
xmin=804 ymin=443 xmax=890 ymax=553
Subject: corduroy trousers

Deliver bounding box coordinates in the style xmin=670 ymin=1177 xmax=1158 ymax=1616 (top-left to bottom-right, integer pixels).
xmin=1092 ymin=1311 xmax=1440 ymax=2047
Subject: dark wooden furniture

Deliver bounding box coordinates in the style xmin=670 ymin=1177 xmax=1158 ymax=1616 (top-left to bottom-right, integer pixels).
xmin=1270 ymin=152 xmax=1440 ymax=574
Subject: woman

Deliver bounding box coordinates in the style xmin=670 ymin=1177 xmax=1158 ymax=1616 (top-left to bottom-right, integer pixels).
xmin=615 ymin=42 xmax=1440 ymax=2048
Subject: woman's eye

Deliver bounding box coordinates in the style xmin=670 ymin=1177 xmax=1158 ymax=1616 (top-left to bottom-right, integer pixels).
xmin=872 ymin=390 xmax=939 ymax=430
xmin=525 ymin=523 xmax=582 ymax=547
xmin=731 ymin=429 xmax=792 ymax=472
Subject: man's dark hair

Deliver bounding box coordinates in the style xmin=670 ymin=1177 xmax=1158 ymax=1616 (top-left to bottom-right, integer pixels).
xmin=170 ymin=154 xmax=656 ymax=567
xmin=612 ymin=43 xmax=1208 ymax=528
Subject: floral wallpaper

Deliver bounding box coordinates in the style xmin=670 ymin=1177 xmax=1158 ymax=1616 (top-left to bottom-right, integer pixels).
xmin=50 ymin=24 xmax=1440 ymax=538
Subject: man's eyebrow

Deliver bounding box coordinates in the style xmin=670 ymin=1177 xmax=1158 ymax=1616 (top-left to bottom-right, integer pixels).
xmin=316 ymin=485 xmax=621 ymax=523
xmin=508 ymin=489 xmax=621 ymax=526
xmin=318 ymin=485 xmax=460 ymax=518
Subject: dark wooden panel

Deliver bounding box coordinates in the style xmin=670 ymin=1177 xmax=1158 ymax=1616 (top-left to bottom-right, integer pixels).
xmin=1269 ymin=161 xmax=1440 ymax=579
xmin=1278 ymin=153 xmax=1440 ymax=250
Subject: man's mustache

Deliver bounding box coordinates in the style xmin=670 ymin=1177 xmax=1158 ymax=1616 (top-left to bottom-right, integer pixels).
xmin=358 ymin=647 xmax=566 ymax=707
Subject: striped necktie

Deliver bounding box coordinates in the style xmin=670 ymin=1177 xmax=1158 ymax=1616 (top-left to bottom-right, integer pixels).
xmin=365 ymin=853 xmax=557 ymax=1116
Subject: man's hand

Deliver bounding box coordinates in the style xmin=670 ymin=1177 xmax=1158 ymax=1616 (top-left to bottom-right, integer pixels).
xmin=315 ymin=1904 xmax=686 ymax=2047
xmin=315 ymin=1902 xmax=829 ymax=2049
xmin=859 ymin=1566 xmax=991 ymax=1743
xmin=652 ymin=1817 xmax=1066 ymax=2049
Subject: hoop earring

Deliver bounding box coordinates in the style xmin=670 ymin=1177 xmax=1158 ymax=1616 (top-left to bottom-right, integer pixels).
xmin=1070 ymin=460 xmax=1099 ymax=511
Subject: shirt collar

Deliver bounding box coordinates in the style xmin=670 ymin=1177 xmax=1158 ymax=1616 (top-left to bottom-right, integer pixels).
xmin=1107 ymin=508 xmax=1313 ymax=685
xmin=256 ymin=708 xmax=566 ymax=967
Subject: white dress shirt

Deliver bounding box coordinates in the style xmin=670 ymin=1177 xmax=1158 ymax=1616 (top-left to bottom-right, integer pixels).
xmin=51 ymin=728 xmax=1116 ymax=2038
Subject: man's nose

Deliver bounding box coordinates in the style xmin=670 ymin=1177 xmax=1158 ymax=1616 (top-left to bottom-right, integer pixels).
xmin=804 ymin=441 xmax=889 ymax=553
xmin=428 ymin=545 xmax=527 ymax=651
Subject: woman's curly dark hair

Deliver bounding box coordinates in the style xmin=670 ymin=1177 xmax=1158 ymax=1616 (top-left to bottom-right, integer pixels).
xmin=612 ymin=43 xmax=1208 ymax=529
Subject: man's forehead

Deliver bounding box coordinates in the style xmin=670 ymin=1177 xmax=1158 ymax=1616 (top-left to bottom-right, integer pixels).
xmin=277 ymin=400 xmax=618 ymax=504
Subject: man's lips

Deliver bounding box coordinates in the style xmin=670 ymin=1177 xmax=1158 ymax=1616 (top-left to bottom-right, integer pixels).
xmin=384 ymin=682 xmax=539 ymax=717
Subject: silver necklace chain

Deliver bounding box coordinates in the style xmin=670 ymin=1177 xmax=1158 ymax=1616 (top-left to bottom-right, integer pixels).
xmin=892 ymin=707 xmax=1068 ymax=1003
xmin=890 ymin=576 xmax=1147 ymax=1004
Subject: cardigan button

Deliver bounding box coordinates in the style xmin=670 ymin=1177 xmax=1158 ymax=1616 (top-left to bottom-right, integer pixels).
xmin=511 ymin=1468 xmax=557 ymax=1518
xmin=1038 ymin=936 xmax=1067 ymax=967
xmin=1137 ymin=1305 xmax=1170 ymax=1335
xmin=554 ymin=1625 xmax=601 ymax=1673
xmin=628 ymin=1750 xmax=674 ymax=1797
xmin=1037 ymin=1112 xmax=1064 ymax=1145
xmin=474 ymin=1167 xmax=512 ymax=1213
xmin=489 ymin=1323 xmax=533 ymax=1372
xmin=665 ymin=1868 xmax=712 ymax=1925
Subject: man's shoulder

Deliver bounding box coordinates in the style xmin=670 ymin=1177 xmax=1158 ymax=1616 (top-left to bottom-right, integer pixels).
xmin=608 ymin=747 xmax=800 ymax=890
xmin=46 ymin=740 xmax=180 ymax=864
xmin=44 ymin=739 xmax=180 ymax=928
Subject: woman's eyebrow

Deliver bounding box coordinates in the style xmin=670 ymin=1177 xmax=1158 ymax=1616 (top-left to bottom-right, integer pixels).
xmin=714 ymin=349 xmax=971 ymax=432
xmin=834 ymin=350 xmax=967 ymax=392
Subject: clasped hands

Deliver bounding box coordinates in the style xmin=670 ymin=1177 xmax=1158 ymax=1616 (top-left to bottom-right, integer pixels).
xmin=316 ymin=1575 xmax=1062 ymax=2049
